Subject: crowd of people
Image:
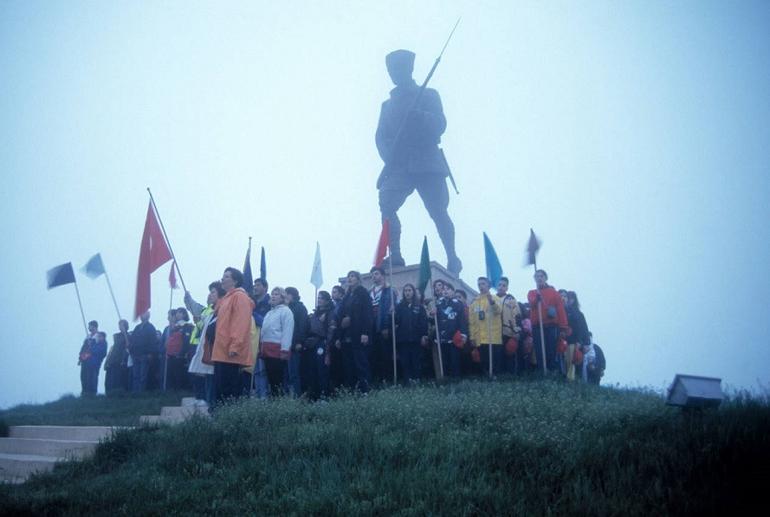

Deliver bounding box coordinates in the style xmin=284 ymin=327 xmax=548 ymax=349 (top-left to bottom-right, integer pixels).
xmin=77 ymin=266 xmax=606 ymax=405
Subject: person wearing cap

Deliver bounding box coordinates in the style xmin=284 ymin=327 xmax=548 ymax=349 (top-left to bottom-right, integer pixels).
xmin=375 ymin=49 xmax=462 ymax=275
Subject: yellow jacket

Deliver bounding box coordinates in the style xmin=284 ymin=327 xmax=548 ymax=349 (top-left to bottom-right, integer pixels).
xmin=469 ymin=293 xmax=503 ymax=345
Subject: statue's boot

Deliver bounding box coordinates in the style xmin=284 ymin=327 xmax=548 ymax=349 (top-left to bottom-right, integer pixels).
xmin=383 ymin=254 xmax=406 ymax=269
xmin=446 ymin=255 xmax=463 ymax=276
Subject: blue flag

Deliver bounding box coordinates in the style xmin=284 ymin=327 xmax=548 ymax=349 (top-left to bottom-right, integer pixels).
xmin=243 ymin=242 xmax=253 ymax=291
xmin=260 ymin=246 xmax=266 ymax=281
xmin=81 ymin=253 xmax=106 ymax=279
xmin=483 ymin=232 xmax=503 ymax=288
xmin=47 ymin=262 xmax=76 ymax=290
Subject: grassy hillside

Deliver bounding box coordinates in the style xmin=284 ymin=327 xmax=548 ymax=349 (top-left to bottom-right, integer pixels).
xmin=1 ymin=379 xmax=768 ymax=516
xmin=0 ymin=390 xmax=192 ymax=428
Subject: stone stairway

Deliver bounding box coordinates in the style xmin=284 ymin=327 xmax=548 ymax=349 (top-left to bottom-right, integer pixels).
xmin=0 ymin=425 xmax=114 ymax=483
xmin=0 ymin=398 xmax=207 ymax=483
xmin=139 ymin=397 xmax=209 ymax=425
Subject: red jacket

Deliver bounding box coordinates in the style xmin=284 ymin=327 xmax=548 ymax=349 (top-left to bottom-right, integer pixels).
xmin=527 ymin=286 xmax=569 ymax=332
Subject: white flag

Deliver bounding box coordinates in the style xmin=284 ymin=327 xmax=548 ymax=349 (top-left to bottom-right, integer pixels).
xmin=310 ymin=242 xmax=323 ymax=289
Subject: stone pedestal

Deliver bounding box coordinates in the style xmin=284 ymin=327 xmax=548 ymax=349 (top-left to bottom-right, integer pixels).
xmin=340 ymin=261 xmax=478 ymax=298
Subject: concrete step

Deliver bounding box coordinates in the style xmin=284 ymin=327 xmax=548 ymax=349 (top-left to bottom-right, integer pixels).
xmin=139 ymin=414 xmax=185 ymax=425
xmin=9 ymin=426 xmax=114 ymax=442
xmin=0 ymin=453 xmax=59 ymax=481
xmin=181 ymin=397 xmax=197 ymax=407
xmin=160 ymin=405 xmax=208 ymax=418
xmin=0 ymin=438 xmax=97 ymax=459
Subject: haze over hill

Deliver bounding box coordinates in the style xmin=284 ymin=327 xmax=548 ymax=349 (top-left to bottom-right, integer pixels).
xmin=1 ymin=0 xmax=769 ymax=408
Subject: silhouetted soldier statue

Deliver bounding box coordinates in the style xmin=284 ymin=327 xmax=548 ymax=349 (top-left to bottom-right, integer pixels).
xmin=376 ymin=49 xmax=462 ymax=276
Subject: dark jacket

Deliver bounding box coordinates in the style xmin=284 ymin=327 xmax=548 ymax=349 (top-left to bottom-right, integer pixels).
xmin=130 ymin=321 xmax=158 ymax=357
xmin=370 ymin=285 xmax=395 ymax=332
xmin=336 ymin=285 xmax=373 ymax=344
xmin=436 ymin=297 xmax=468 ymax=344
xmin=566 ymin=307 xmax=589 ymax=346
xmin=288 ymin=300 xmax=309 ymax=347
xmin=375 ymin=80 xmax=448 ymax=184
xmin=306 ymin=306 xmax=336 ymax=352
xmin=104 ymin=331 xmax=130 ymax=370
xmin=253 ymin=294 xmax=271 ymax=327
xmin=394 ymin=300 xmax=428 ymax=344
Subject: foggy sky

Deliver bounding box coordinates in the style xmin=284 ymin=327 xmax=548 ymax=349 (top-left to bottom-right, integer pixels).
xmin=1 ymin=0 xmax=769 ymax=408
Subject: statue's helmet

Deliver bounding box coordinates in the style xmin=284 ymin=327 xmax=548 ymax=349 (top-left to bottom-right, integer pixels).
xmin=386 ymin=49 xmax=415 ymax=84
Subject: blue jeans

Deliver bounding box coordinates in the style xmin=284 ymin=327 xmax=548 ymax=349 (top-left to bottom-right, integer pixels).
xmin=251 ymin=359 xmax=268 ymax=399
xmin=285 ymin=351 xmax=301 ymax=397
xmin=131 ymin=355 xmax=149 ymax=393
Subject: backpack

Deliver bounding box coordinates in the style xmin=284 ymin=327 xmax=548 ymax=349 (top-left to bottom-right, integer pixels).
xmin=594 ymin=344 xmax=606 ymax=371
xmin=166 ymin=330 xmax=183 ymax=357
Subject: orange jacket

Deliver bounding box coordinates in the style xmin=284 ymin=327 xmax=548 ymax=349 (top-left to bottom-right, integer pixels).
xmin=212 ymin=287 xmax=256 ymax=366
xmin=527 ymin=286 xmax=569 ymax=332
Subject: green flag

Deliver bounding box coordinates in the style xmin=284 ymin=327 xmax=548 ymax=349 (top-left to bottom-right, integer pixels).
xmin=417 ymin=237 xmax=431 ymax=296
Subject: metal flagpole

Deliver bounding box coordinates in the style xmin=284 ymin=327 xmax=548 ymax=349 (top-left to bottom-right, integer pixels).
xmin=72 ymin=280 xmax=89 ymax=337
xmin=147 ymin=188 xmax=187 ymax=292
xmin=389 ymin=253 xmax=397 ymax=385
xmin=102 ymin=269 xmax=122 ymax=321
xmin=487 ymin=305 xmax=493 ymax=378
xmin=431 ymin=273 xmax=444 ymax=380
xmin=534 ymin=260 xmax=547 ymax=375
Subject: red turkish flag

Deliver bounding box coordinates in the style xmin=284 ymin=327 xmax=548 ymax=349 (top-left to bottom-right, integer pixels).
xmin=134 ymin=201 xmax=173 ymax=319
xmin=169 ymin=261 xmax=178 ymax=290
xmin=373 ymin=219 xmax=390 ymax=267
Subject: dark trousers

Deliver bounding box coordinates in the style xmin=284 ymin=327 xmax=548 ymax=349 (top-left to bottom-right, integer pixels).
xmin=439 ymin=342 xmax=461 ymax=378
xmin=105 ymin=366 xmax=128 ymax=394
xmin=300 ymin=347 xmax=329 ymax=400
xmin=479 ymin=344 xmax=505 ymax=377
xmin=328 ymin=345 xmax=344 ymax=392
xmin=370 ymin=331 xmax=394 ymax=385
xmin=398 ymin=342 xmax=422 ymax=382
xmin=213 ymin=362 xmax=243 ymax=404
xmin=80 ymin=364 xmax=99 ymax=395
xmin=379 ymin=174 xmax=456 ymax=261
xmin=191 ymin=374 xmax=210 ymax=401
xmin=166 ymin=356 xmax=188 ymax=390
xmin=533 ymin=326 xmax=560 ymax=373
xmin=342 ymin=340 xmax=370 ymax=393
xmin=263 ymin=357 xmax=287 ymax=397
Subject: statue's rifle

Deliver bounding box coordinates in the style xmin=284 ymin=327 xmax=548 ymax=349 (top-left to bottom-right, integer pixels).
xmin=385 ymin=18 xmax=461 ymax=195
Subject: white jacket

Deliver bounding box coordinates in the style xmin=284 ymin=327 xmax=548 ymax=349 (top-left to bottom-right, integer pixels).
xmin=260 ymin=304 xmax=294 ymax=352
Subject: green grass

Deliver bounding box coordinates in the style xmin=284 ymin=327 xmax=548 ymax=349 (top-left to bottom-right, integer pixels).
xmin=0 ymin=390 xmax=192 ymax=427
xmin=1 ymin=379 xmax=769 ymax=516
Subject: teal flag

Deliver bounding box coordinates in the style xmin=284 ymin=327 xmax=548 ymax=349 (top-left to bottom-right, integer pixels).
xmin=483 ymin=232 xmax=503 ymax=288
xmin=81 ymin=253 xmax=105 ymax=279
